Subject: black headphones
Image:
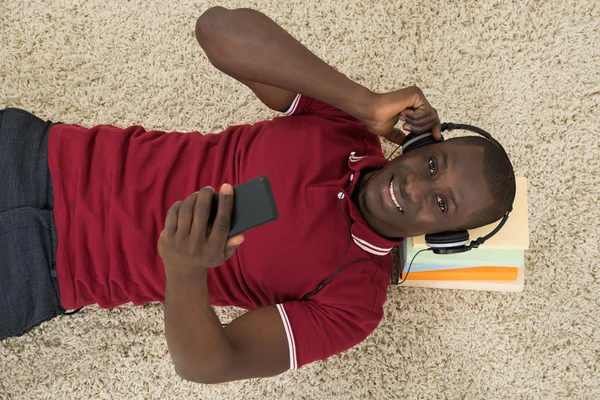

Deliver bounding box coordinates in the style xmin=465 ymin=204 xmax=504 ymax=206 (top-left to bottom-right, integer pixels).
xmin=401 ymin=123 xmax=513 ymax=255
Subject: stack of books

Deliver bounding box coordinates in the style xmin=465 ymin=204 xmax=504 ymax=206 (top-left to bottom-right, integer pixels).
xmin=396 ymin=177 xmax=529 ymax=292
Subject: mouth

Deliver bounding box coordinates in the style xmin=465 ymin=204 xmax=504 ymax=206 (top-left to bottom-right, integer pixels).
xmin=386 ymin=176 xmax=403 ymax=212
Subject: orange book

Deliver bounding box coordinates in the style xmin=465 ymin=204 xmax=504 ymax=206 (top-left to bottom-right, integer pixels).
xmin=402 ymin=267 xmax=519 ymax=281
xmin=398 ymin=265 xmax=525 ymax=292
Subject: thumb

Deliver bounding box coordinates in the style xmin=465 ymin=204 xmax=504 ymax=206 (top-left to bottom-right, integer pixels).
xmin=227 ymin=234 xmax=245 ymax=247
xmin=384 ymin=128 xmax=407 ymax=145
xmin=224 ymin=234 xmax=244 ymax=260
xmin=366 ymin=113 xmax=400 ymax=138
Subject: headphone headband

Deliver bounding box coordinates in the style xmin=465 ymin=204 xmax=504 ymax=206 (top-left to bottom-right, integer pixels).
xmin=401 ymin=132 xmax=433 ymax=152
xmin=441 ymin=123 xmax=508 ymax=157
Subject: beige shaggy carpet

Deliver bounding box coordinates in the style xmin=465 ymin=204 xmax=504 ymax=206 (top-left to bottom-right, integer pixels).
xmin=1 ymin=0 xmax=599 ymax=399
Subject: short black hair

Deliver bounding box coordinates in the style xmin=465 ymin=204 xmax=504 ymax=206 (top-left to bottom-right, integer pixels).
xmin=448 ymin=136 xmax=516 ymax=230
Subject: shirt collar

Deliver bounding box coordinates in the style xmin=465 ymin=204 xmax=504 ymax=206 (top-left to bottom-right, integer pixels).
xmin=345 ymin=152 xmax=404 ymax=256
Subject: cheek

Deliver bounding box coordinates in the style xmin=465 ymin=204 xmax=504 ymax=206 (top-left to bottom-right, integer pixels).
xmin=413 ymin=207 xmax=442 ymax=231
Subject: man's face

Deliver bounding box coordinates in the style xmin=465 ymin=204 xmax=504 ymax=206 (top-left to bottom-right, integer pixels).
xmin=356 ymin=141 xmax=495 ymax=238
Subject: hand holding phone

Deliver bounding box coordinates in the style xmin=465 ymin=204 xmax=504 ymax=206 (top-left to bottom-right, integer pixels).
xmin=159 ymin=186 xmax=244 ymax=272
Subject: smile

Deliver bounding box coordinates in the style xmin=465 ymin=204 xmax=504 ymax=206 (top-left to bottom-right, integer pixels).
xmin=389 ymin=180 xmax=403 ymax=212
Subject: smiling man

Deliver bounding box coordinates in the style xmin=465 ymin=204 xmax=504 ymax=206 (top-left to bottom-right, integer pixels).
xmin=0 ymin=7 xmax=515 ymax=384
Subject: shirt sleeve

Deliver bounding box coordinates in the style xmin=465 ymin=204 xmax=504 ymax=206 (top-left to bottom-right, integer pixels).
xmin=283 ymin=94 xmax=355 ymax=120
xmin=275 ymin=259 xmax=390 ymax=369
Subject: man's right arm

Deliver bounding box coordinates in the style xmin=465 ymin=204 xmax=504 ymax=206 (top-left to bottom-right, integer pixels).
xmin=195 ymin=7 xmax=442 ymax=141
xmin=195 ymin=7 xmax=374 ymax=119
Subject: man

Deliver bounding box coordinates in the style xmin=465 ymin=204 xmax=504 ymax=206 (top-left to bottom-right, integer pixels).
xmin=0 ymin=7 xmax=515 ymax=384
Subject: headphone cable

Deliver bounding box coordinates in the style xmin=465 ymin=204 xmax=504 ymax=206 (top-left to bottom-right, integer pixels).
xmin=396 ymin=248 xmax=432 ymax=285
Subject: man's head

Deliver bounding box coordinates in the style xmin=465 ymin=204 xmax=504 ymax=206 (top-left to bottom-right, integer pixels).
xmin=356 ymin=136 xmax=516 ymax=239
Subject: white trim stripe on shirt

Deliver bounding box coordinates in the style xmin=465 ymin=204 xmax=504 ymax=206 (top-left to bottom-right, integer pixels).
xmin=276 ymin=304 xmax=298 ymax=370
xmin=352 ymin=235 xmax=393 ymax=256
xmin=284 ymin=94 xmax=301 ymax=116
xmin=349 ymin=151 xmax=367 ymax=163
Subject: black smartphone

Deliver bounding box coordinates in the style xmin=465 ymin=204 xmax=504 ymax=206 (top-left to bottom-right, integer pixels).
xmin=209 ymin=176 xmax=279 ymax=237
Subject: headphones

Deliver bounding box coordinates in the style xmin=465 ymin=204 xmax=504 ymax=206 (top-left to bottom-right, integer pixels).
xmin=401 ymin=123 xmax=513 ymax=255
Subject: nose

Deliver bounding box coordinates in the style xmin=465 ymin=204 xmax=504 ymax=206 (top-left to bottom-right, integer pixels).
xmin=402 ymin=172 xmax=428 ymax=205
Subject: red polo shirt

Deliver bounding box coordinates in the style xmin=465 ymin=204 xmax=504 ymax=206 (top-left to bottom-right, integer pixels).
xmin=48 ymin=94 xmax=403 ymax=369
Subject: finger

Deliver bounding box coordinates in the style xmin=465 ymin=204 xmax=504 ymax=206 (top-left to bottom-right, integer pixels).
xmin=385 ymin=128 xmax=407 ymax=145
xmin=408 ymin=119 xmax=441 ymax=135
xmin=400 ymin=109 xmax=416 ymax=121
xmin=191 ymin=186 xmax=215 ymax=240
xmin=407 ymin=114 xmax=440 ymax=132
xmin=176 ymin=192 xmax=199 ymax=237
xmin=224 ymin=234 xmax=245 ymax=260
xmin=402 ymin=112 xmax=442 ymax=135
xmin=401 ymin=108 xmax=433 ymax=123
xmin=207 ymin=183 xmax=234 ymax=247
xmin=164 ymin=200 xmax=183 ymax=235
xmin=431 ymin=120 xmax=443 ymax=140
xmin=227 ymin=234 xmax=245 ymax=247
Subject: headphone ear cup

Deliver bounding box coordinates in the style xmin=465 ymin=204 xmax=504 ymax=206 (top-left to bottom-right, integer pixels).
xmin=425 ymin=231 xmax=469 ymax=249
xmin=402 ymin=132 xmax=441 ymax=153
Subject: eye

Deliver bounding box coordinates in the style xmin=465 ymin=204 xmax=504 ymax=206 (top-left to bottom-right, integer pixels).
xmin=436 ymin=195 xmax=446 ymax=212
xmin=428 ymin=158 xmax=436 ymax=176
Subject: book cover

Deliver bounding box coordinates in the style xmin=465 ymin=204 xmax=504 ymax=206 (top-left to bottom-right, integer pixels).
xmin=401 ymin=266 xmax=519 ymax=281
xmin=404 ymin=238 xmax=525 ymax=267
xmin=402 ymin=263 xmax=521 ymax=273
xmin=397 ymin=265 xmax=525 ymax=292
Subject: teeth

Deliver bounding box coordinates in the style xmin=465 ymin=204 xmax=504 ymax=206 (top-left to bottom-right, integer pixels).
xmin=390 ymin=181 xmax=403 ymax=211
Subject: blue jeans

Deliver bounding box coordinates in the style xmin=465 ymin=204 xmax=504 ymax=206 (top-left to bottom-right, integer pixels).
xmin=0 ymin=108 xmax=65 ymax=340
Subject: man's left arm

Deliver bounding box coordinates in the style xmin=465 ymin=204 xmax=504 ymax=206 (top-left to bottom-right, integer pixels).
xmin=165 ymin=270 xmax=290 ymax=383
xmin=159 ymin=186 xmax=290 ymax=383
